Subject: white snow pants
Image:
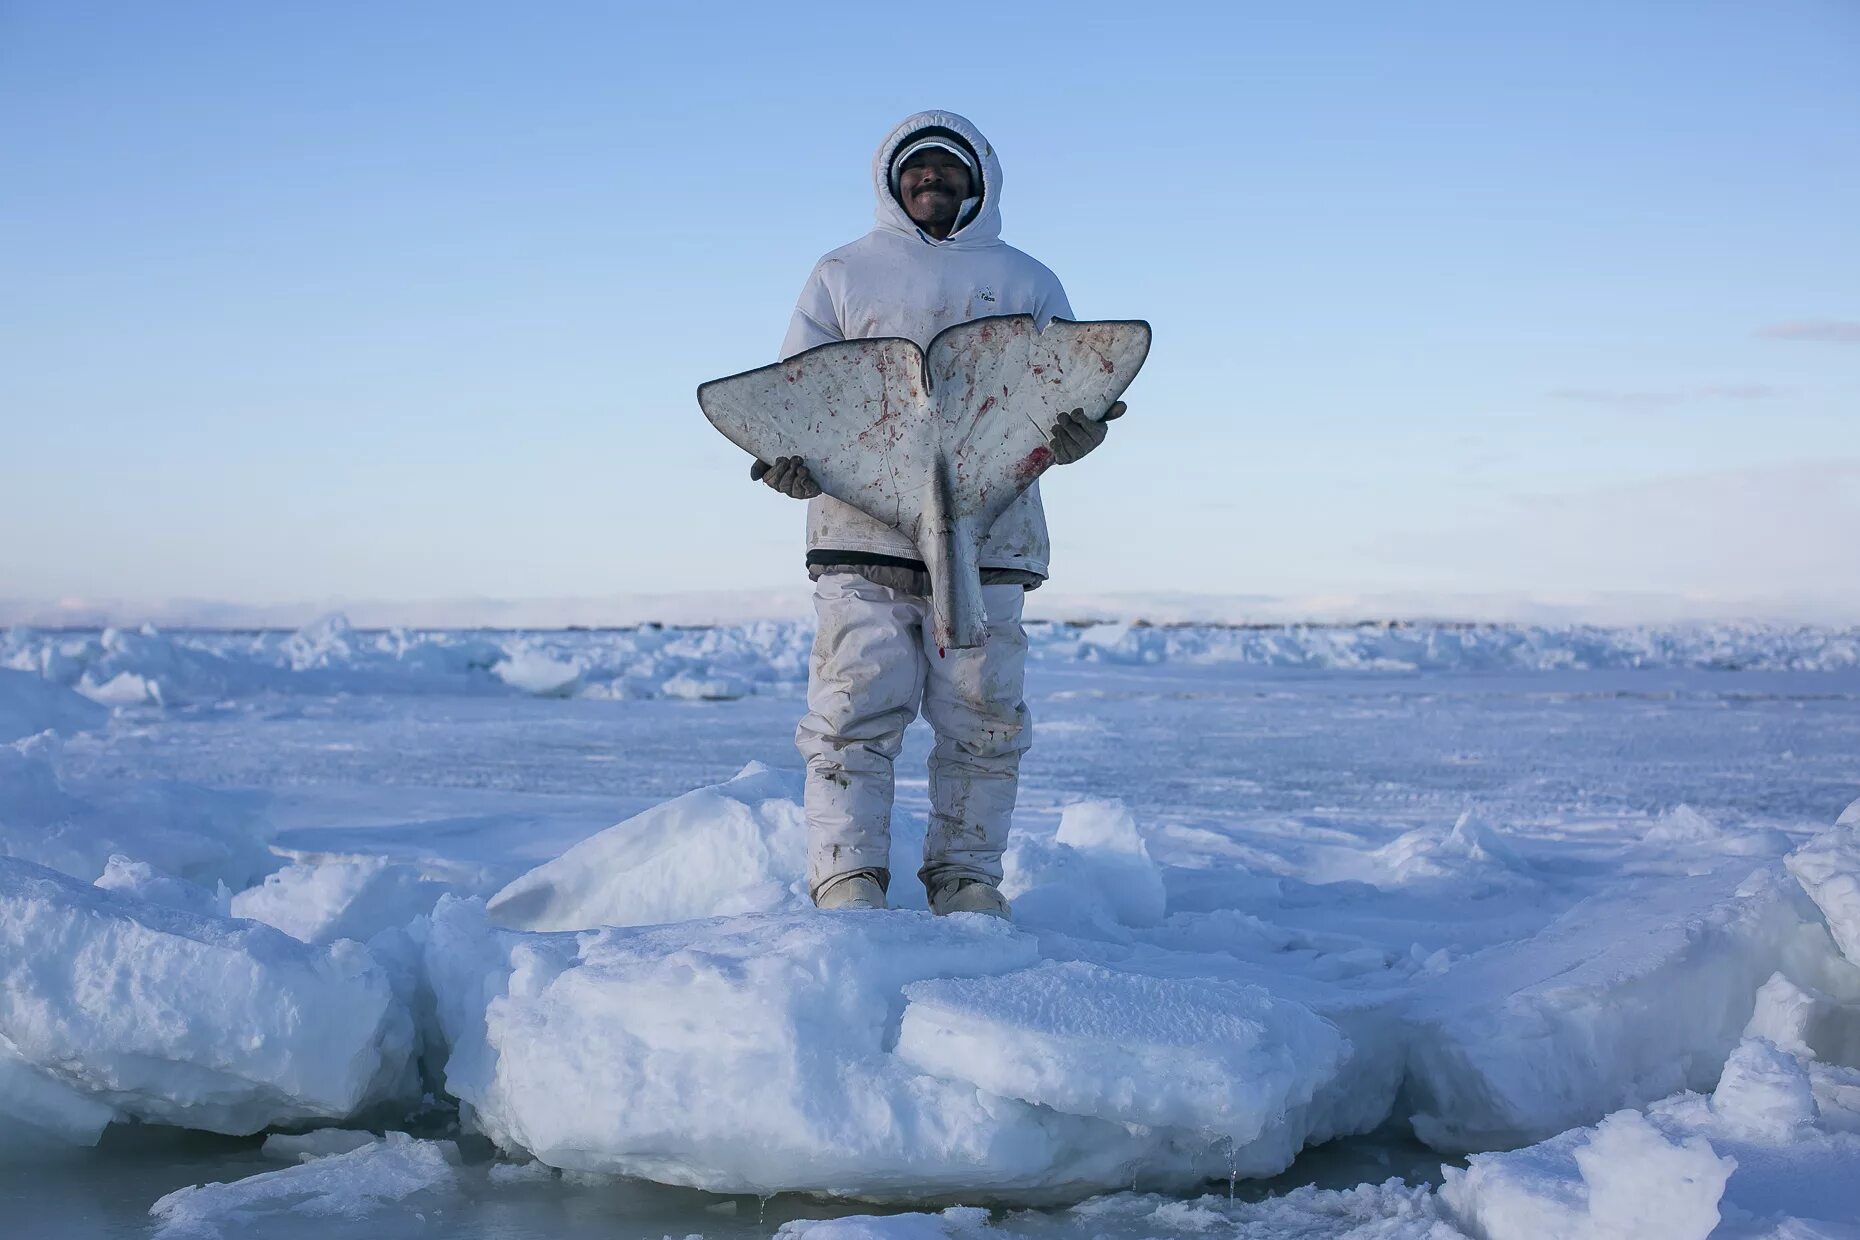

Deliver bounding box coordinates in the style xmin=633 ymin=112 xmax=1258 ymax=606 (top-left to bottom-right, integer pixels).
xmin=797 ymin=572 xmax=1032 ymax=900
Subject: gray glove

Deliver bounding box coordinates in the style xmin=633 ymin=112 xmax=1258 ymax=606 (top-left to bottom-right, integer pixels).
xmin=1048 ymin=401 xmax=1126 ymax=465
xmin=750 ymin=455 xmax=822 ymax=499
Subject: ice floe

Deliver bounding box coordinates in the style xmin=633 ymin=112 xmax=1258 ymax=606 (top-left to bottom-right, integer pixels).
xmin=150 ymin=1132 xmax=456 ymax=1238
xmin=232 ymin=855 xmax=453 ymax=944
xmin=485 ymin=762 xmax=809 ymax=930
xmin=0 ymin=668 xmax=106 ymax=742
xmin=1404 ymin=861 xmax=1858 ymax=1151
xmin=1002 ymin=800 xmax=1166 ymax=933
xmin=0 ymin=857 xmax=415 ymax=1144
xmin=425 ymin=897 xmax=1300 ymax=1198
xmin=1439 ymin=1026 xmax=1860 ymax=1239
xmin=1785 ymin=797 xmax=1860 ymax=967
xmin=0 ymin=732 xmax=274 ymax=889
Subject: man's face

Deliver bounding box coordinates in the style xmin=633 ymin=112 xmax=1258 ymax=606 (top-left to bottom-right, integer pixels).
xmin=897 ymin=147 xmax=973 ymax=236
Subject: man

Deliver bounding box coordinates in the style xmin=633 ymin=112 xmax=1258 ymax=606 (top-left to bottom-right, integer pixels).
xmin=754 ymin=110 xmax=1123 ymax=917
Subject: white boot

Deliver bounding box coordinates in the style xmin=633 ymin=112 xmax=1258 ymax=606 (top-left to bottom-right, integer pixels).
xmin=929 ymin=878 xmax=1010 ymax=919
xmin=816 ymin=871 xmax=887 ymax=911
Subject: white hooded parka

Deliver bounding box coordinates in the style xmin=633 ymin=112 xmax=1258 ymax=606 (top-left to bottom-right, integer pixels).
xmin=780 ymin=110 xmax=1074 ymax=578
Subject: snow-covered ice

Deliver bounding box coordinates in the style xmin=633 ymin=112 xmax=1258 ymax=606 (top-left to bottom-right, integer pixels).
xmin=2 ymin=620 xmax=1858 ymax=1236
xmin=0 ymin=667 xmax=106 ymax=742
xmin=232 ymin=855 xmax=453 ymax=944
xmin=425 ymin=897 xmax=1235 ymax=1199
xmin=0 ymin=857 xmax=415 ymax=1143
xmin=1785 ymin=797 xmax=1860 ymax=967
xmin=895 ymin=961 xmax=1346 ymax=1142
xmin=485 ymin=762 xmax=810 ymax=930
xmin=1438 ymin=1028 xmax=1860 ymax=1239
xmin=1403 ymin=861 xmax=1855 ymax=1151
xmin=0 ymin=731 xmax=274 ymax=889
xmin=1001 ymin=799 xmax=1166 ymax=932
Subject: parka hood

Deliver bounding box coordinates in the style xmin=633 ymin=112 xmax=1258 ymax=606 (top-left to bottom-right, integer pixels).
xmin=872 ymin=110 xmax=1004 ymax=248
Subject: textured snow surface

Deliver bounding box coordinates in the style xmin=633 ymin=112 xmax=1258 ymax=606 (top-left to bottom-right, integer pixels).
xmin=0 ymin=857 xmax=414 ymax=1141
xmin=896 ymin=961 xmax=1346 ymax=1142
xmin=150 ymin=1132 xmax=456 ymax=1237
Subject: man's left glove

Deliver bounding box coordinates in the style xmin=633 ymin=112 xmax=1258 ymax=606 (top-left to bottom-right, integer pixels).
xmin=1048 ymin=401 xmax=1127 ymax=465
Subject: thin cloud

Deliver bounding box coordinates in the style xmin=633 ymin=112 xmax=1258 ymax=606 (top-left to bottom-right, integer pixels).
xmin=1758 ymin=320 xmax=1860 ymax=345
xmin=1549 ymin=384 xmax=1785 ymax=408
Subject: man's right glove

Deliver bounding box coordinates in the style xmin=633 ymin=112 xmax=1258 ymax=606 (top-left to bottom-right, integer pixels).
xmin=751 ymin=456 xmax=822 ymax=499
xmin=1048 ymin=401 xmax=1127 ymax=465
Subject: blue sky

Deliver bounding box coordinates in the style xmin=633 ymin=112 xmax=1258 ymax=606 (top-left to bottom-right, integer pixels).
xmin=3 ymin=1 xmax=1857 ymax=619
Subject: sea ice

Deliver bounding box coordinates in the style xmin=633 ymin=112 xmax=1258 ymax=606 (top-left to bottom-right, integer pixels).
xmin=1440 ymin=1033 xmax=1860 ymax=1239
xmin=895 ymin=960 xmax=1346 ymax=1142
xmin=0 ymin=733 xmax=274 ymax=889
xmin=1441 ymin=1108 xmax=1735 ymax=1240
xmin=424 ymin=898 xmax=1228 ymax=1199
xmin=150 ymin=1132 xmax=456 ymax=1238
xmin=484 ymin=762 xmax=808 ymax=930
xmin=780 ymin=1181 xmax=1467 ymax=1240
xmin=261 ymin=1129 xmax=383 ymax=1161
xmin=0 ymin=857 xmax=415 ymax=1144
xmin=0 ymin=668 xmax=106 ymax=741
xmin=1405 ymin=862 xmax=1854 ymax=1151
xmin=232 ymin=855 xmax=452 ymax=944
xmin=1002 ymin=800 xmax=1166 ymax=933
xmin=1785 ymin=797 xmax=1860 ymax=967
xmin=1744 ymin=972 xmax=1860 ymax=1067
xmin=95 ymin=854 xmax=231 ymax=918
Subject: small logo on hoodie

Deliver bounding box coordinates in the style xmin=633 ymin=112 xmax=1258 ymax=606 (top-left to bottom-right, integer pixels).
xmin=978 ymin=288 xmax=996 ymax=303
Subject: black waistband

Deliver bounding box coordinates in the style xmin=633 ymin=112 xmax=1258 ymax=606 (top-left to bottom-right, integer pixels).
xmin=805 ymin=550 xmax=928 ymax=573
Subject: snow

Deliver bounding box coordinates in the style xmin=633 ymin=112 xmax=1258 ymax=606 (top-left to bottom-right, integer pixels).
xmin=894 ymin=960 xmax=1347 ymax=1142
xmin=1001 ymin=800 xmax=1166 ymax=932
xmin=0 ymin=667 xmax=107 ymax=742
xmin=232 ymin=856 xmax=453 ymax=943
xmin=3 ymin=621 xmax=1859 ymax=1233
xmin=149 ymin=1132 xmax=456 ymax=1237
xmin=1785 ymin=797 xmax=1860 ymax=966
xmin=0 ymin=731 xmax=274 ymax=889
xmin=424 ymin=897 xmax=1253 ymax=1199
xmin=95 ymin=854 xmax=231 ymax=918
xmin=6 ymin=621 xmax=1858 ymax=715
xmin=1403 ymin=862 xmax=1856 ymax=1151
xmin=0 ymin=856 xmax=415 ymax=1142
xmin=1744 ymin=972 xmax=1860 ymax=1066
xmin=1442 ymin=1107 xmax=1735 ymax=1240
xmin=1439 ymin=1025 xmax=1860 ymax=1239
xmin=485 ymin=762 xmax=809 ymax=930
